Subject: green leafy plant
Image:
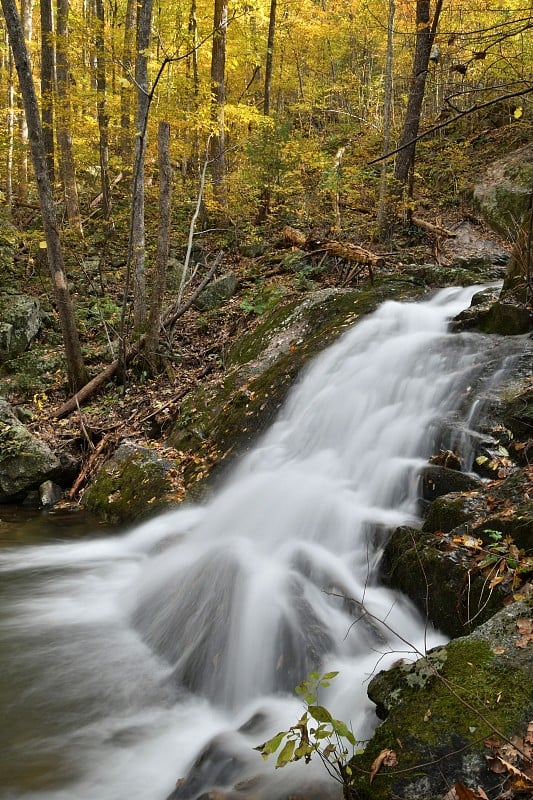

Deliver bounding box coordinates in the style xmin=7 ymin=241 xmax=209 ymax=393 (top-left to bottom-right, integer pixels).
xmin=240 ymin=284 xmax=286 ymax=316
xmin=255 ymin=671 xmax=358 ymax=794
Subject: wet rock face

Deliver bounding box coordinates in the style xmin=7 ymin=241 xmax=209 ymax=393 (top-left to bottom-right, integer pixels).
xmin=473 ymin=144 xmax=533 ymax=239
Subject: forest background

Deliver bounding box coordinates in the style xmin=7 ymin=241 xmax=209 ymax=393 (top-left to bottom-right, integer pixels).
xmin=0 ymin=0 xmax=532 ymax=482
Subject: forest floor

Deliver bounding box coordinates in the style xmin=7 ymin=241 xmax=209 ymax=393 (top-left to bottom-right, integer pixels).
xmin=31 ymin=211 xmax=510 ymax=504
xmin=2 ymin=119 xmax=529 ymax=503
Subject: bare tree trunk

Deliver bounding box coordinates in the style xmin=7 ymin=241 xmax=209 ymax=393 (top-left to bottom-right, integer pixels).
xmin=130 ymin=0 xmax=153 ymax=331
xmin=185 ymin=0 xmax=200 ymax=175
xmin=393 ymin=0 xmax=443 ymax=192
xmin=145 ymin=121 xmax=172 ymax=368
xmin=6 ymin=45 xmax=15 ymax=207
xmin=263 ymin=0 xmax=276 ymax=116
xmin=94 ymin=0 xmax=111 ymax=217
xmin=255 ymin=0 xmax=277 ymax=223
xmin=209 ymin=0 xmax=227 ymax=212
xmin=2 ymin=0 xmax=87 ymax=390
xmin=56 ymin=0 xmax=82 ymax=232
xmin=16 ymin=0 xmax=33 ymax=202
xmin=40 ymin=0 xmax=55 ymax=183
xmin=377 ymin=0 xmax=395 ymax=239
xmin=119 ymin=0 xmax=136 ymax=162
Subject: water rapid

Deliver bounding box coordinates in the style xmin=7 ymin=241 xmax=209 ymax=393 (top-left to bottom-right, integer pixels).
xmin=0 ymin=286 xmax=517 ymax=800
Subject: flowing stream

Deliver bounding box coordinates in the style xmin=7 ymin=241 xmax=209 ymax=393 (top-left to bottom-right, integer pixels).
xmin=0 ymin=286 xmax=520 ymax=800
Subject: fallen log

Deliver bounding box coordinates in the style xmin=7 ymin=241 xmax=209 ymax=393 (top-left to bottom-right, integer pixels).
xmin=54 ymin=252 xmax=224 ymax=419
xmin=282 ymin=225 xmax=384 ymax=273
xmin=411 ymin=216 xmax=457 ymax=238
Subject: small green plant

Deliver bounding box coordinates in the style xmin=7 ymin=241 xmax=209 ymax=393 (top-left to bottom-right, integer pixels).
xmin=240 ymin=284 xmax=286 ymax=315
xmin=255 ymin=671 xmax=358 ymax=794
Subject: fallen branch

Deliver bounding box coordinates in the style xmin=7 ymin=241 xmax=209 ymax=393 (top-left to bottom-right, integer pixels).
xmin=55 ymin=359 xmax=120 ymax=419
xmin=54 ymin=251 xmax=224 ymax=419
xmin=164 ymin=249 xmax=224 ymax=331
xmin=411 ymin=216 xmax=457 ymax=238
xmin=68 ymin=433 xmax=113 ymax=499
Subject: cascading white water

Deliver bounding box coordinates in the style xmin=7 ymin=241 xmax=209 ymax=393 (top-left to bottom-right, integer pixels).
xmin=0 ymin=286 xmax=510 ymax=800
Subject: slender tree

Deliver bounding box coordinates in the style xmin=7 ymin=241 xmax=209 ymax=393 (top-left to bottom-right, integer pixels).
xmin=131 ymin=0 xmax=153 ymax=330
xmin=209 ymin=0 xmax=228 ymax=211
xmin=393 ymin=0 xmax=443 ymax=193
xmin=94 ymin=0 xmax=111 ymax=218
xmin=2 ymin=0 xmax=87 ymax=390
xmin=16 ymin=0 xmax=33 ymax=202
xmin=263 ymin=0 xmax=276 ymax=116
xmin=377 ymin=0 xmax=395 ymax=239
xmin=40 ymin=0 xmax=55 ymax=182
xmin=119 ymin=0 xmax=136 ymax=162
xmin=56 ymin=0 xmax=82 ymax=231
xmin=145 ymin=121 xmax=172 ymax=367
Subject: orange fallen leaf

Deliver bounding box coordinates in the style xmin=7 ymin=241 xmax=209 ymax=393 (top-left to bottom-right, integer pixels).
xmin=454 ymin=782 xmax=479 ymax=799
xmin=369 ymin=748 xmax=397 ymax=783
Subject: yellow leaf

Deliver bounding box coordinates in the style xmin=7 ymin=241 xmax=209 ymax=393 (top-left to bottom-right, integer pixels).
xmin=39 ymin=240 xmax=47 ymax=249
xmin=513 ymin=107 xmax=523 ymax=119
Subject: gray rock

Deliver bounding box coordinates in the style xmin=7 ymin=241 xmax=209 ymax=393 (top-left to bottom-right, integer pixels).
xmin=39 ymin=480 xmax=63 ymax=508
xmin=0 ymin=399 xmax=61 ymax=500
xmin=193 ymin=273 xmax=238 ymax=311
xmin=473 ymin=144 xmax=533 ymax=239
xmin=0 ymin=293 xmax=42 ymax=361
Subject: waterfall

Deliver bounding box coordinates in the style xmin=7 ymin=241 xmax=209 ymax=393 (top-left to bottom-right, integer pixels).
xmin=0 ymin=286 xmax=513 ymax=800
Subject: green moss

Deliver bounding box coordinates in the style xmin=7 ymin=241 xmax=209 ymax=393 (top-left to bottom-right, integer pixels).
xmin=382 ymin=526 xmax=505 ymax=637
xmin=349 ymin=637 xmax=533 ymax=799
xmin=82 ymin=446 xmax=178 ymax=524
xmin=477 ymin=301 xmax=533 ymax=335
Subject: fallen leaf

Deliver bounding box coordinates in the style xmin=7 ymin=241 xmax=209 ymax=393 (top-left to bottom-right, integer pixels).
xmin=517 ymin=618 xmax=532 ymax=635
xmin=441 ymin=788 xmax=458 ymax=800
xmin=454 ymin=782 xmax=479 ymax=799
xmin=524 ymin=721 xmax=533 ymax=760
xmin=476 ymin=787 xmax=489 ymax=800
xmin=369 ymin=749 xmax=397 ymax=783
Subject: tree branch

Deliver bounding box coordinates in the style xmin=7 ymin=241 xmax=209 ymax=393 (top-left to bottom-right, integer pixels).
xmin=368 ymin=85 xmax=533 ymax=167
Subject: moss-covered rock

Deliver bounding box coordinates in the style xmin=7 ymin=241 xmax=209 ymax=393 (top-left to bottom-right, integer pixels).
xmin=0 ymin=293 xmax=42 ymax=361
xmin=477 ymin=300 xmax=533 ymax=335
xmin=380 ymin=525 xmax=506 ymax=637
xmin=419 ymin=465 xmax=480 ymax=503
xmin=0 ymin=399 xmax=61 ymax=501
xmin=82 ymin=441 xmax=180 ymax=524
xmin=194 ymin=273 xmax=238 ymax=311
xmin=348 ymin=602 xmax=533 ymax=800
xmin=473 ymin=144 xmax=533 ymax=240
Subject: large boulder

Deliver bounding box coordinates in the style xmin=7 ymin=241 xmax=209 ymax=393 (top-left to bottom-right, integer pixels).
xmin=82 ymin=441 xmax=180 ymax=524
xmin=0 ymin=293 xmax=42 ymax=361
xmin=473 ymin=144 xmax=533 ymax=240
xmin=348 ymin=601 xmax=533 ymax=800
xmin=0 ymin=399 xmax=61 ymax=501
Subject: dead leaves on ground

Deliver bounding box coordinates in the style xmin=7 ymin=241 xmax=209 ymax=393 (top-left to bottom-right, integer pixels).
xmin=484 ymin=721 xmax=533 ymax=796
